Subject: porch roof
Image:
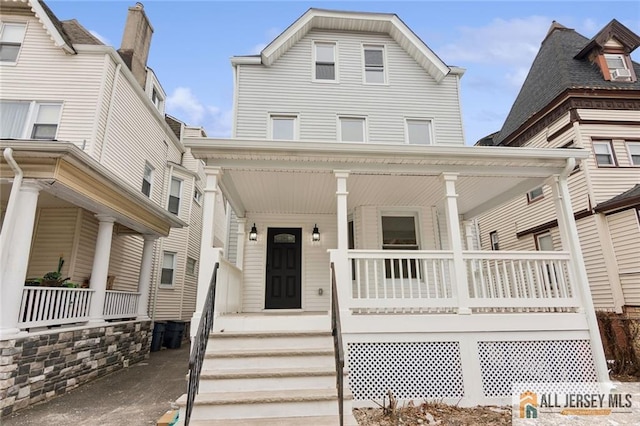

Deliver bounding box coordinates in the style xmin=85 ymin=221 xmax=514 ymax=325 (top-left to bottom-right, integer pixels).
xmin=186 ymin=138 xmax=589 ymax=219
xmin=0 ymin=141 xmax=186 ymax=237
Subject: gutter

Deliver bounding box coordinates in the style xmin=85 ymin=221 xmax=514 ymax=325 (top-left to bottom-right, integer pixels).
xmin=0 ymin=148 xmax=24 ymax=264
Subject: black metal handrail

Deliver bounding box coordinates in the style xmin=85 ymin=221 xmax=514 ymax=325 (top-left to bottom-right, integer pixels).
xmin=185 ymin=262 xmax=219 ymax=426
xmin=331 ymin=262 xmax=345 ymax=426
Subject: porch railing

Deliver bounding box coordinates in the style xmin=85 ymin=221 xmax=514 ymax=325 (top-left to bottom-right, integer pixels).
xmin=348 ymin=250 xmax=456 ymax=312
xmin=185 ymin=262 xmax=219 ymax=426
xmin=330 ymin=263 xmax=345 ymax=426
xmin=103 ymin=290 xmax=140 ymax=320
xmin=215 ymin=258 xmax=242 ymax=315
xmin=19 ymin=287 xmax=94 ymax=328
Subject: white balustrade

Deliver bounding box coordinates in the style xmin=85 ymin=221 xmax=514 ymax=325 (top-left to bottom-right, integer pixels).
xmin=103 ymin=290 xmax=140 ymax=320
xmin=215 ymin=258 xmax=243 ymax=315
xmin=19 ymin=287 xmax=94 ymax=328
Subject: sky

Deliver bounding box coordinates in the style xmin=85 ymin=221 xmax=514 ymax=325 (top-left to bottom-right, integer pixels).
xmin=47 ymin=0 xmax=640 ymax=144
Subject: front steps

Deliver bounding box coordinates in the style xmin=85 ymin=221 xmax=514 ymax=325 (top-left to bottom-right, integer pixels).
xmin=177 ymin=314 xmax=357 ymax=425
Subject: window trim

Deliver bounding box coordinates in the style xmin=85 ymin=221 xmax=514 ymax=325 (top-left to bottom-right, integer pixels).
xmin=338 ymin=115 xmax=367 ymax=143
xmin=362 ymin=44 xmax=387 ymax=85
xmin=489 ymin=231 xmax=499 ymax=251
xmin=592 ymin=140 xmax=617 ymax=167
xmin=626 ymin=141 xmax=640 ymax=167
xmin=167 ymin=177 xmax=183 ymax=215
xmin=160 ymin=251 xmax=176 ymax=287
xmin=534 ymin=232 xmax=554 ymax=251
xmin=378 ymin=210 xmax=421 ymax=250
xmin=193 ymin=188 xmax=202 ymax=205
xmin=526 ymin=186 xmax=544 ymax=204
xmin=0 ymin=21 xmax=27 ymax=65
xmin=312 ymin=40 xmax=338 ymax=83
xmin=404 ymin=118 xmax=434 ymax=145
xmin=186 ymin=257 xmax=197 ymax=276
xmin=268 ymin=113 xmax=299 ymax=140
xmin=141 ymin=162 xmax=154 ymax=197
xmin=0 ymin=100 xmax=62 ymax=140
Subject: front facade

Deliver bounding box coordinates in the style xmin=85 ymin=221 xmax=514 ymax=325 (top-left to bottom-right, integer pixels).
xmin=183 ymin=9 xmax=611 ymax=423
xmin=475 ymin=20 xmax=640 ymax=314
xmin=0 ymin=1 xmax=212 ymax=415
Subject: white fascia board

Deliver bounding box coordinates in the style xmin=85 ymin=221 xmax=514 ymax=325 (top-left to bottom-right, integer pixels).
xmin=231 ymin=56 xmax=262 ymax=66
xmin=29 ymin=0 xmax=75 ymax=54
xmin=74 ymin=45 xmax=185 ymax=154
xmin=448 ymin=66 xmax=466 ymax=76
xmin=260 ymin=8 xmax=316 ymax=66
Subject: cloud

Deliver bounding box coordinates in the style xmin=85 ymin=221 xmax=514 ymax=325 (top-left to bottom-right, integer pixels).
xmin=166 ymin=87 xmax=231 ymax=137
xmin=249 ymin=27 xmax=281 ymax=54
xmin=89 ymin=30 xmax=110 ymax=46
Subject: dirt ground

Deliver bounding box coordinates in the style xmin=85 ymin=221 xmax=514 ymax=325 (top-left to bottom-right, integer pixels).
xmin=354 ymin=401 xmax=512 ymax=426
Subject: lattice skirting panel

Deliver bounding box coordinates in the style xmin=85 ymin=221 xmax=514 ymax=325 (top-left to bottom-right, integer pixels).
xmin=347 ymin=342 xmax=465 ymax=400
xmin=478 ymin=340 xmax=598 ymax=398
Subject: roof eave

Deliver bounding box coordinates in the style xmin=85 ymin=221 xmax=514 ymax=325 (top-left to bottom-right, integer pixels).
xmin=30 ymin=0 xmax=76 ymax=54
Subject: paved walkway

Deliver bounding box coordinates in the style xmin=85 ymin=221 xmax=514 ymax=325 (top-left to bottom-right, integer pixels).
xmin=2 ymin=344 xmax=190 ymax=426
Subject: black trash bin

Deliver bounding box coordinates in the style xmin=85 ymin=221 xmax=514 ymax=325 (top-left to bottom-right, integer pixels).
xmin=163 ymin=320 xmax=186 ymax=349
xmin=150 ymin=321 xmax=166 ymax=352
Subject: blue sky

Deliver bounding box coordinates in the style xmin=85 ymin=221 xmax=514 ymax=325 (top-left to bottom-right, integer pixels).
xmin=47 ymin=0 xmax=639 ymax=144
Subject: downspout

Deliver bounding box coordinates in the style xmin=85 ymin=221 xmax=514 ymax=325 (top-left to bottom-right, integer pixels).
xmin=0 ymin=148 xmax=23 ymax=265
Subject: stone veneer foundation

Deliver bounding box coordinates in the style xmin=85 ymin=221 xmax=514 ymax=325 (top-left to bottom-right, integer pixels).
xmin=0 ymin=320 xmax=151 ymax=417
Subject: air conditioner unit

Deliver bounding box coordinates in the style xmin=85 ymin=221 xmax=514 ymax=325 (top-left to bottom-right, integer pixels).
xmin=611 ymin=68 xmax=632 ymax=80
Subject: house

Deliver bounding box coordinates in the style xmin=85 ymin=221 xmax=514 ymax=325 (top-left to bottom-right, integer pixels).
xmin=474 ymin=21 xmax=640 ymax=332
xmin=0 ymin=0 xmax=215 ymax=415
xmin=179 ymin=8 xmax=610 ymax=424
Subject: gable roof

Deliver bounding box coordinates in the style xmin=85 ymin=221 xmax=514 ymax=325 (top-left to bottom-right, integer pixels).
xmin=60 ymin=19 xmax=103 ymax=45
xmin=247 ymin=8 xmax=452 ymax=83
xmin=31 ymin=0 xmax=76 ymax=53
xmin=575 ymin=19 xmax=640 ymax=59
xmin=496 ymin=20 xmax=640 ymax=146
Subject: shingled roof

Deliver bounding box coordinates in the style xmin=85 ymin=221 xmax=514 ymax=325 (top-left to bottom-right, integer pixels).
xmin=60 ymin=19 xmax=103 ymax=45
xmin=495 ymin=20 xmax=640 ymax=146
xmin=594 ymin=184 xmax=640 ymax=213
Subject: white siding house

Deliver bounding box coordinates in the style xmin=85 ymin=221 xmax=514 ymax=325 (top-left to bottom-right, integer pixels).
xmin=180 ymin=9 xmax=610 ymax=425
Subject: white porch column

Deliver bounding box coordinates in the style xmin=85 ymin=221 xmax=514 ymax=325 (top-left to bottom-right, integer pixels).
xmin=550 ymin=172 xmax=610 ymax=384
xmin=191 ymin=168 xmax=223 ymax=339
xmin=88 ymin=215 xmax=116 ymax=324
xmin=334 ymin=171 xmax=351 ymax=319
xmin=136 ymin=235 xmax=157 ymax=320
xmin=236 ymin=217 xmax=246 ymax=269
xmin=0 ymin=181 xmax=41 ymax=337
xmin=440 ymin=173 xmax=471 ymax=315
xmin=335 ymin=171 xmax=350 ymax=251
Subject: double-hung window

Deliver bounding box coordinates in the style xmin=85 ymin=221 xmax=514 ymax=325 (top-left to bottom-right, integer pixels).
xmin=489 ymin=231 xmax=499 ymax=251
xmin=193 ymin=188 xmax=202 ymax=205
xmin=339 ymin=116 xmax=366 ymax=142
xmin=0 ymin=22 xmax=26 ymax=63
xmin=0 ymin=100 xmax=62 ymax=140
xmin=593 ymin=140 xmax=616 ymax=166
xmin=270 ymin=114 xmax=297 ymax=140
xmin=405 ymin=119 xmax=433 ymax=145
xmin=363 ymin=45 xmax=385 ymax=84
xmin=381 ymin=214 xmax=419 ymax=278
xmin=314 ymin=42 xmax=336 ymax=81
xmin=161 ymin=252 xmax=176 ymax=286
xmin=141 ymin=163 xmax=153 ymax=197
xmin=627 ymin=142 xmax=640 ymax=166
xmin=168 ymin=177 xmax=182 ymax=215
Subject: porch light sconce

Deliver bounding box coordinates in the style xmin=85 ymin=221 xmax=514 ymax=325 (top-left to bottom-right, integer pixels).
xmin=312 ymin=224 xmax=320 ymax=242
xmin=249 ymin=223 xmax=258 ymax=241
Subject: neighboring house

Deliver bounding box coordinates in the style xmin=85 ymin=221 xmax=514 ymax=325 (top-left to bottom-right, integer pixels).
xmin=475 ymin=20 xmax=640 ymax=315
xmin=180 ymin=9 xmax=610 ymax=424
xmin=0 ymin=0 xmax=212 ymax=415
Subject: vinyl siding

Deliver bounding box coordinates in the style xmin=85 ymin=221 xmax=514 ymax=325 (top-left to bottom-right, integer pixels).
xmin=108 ymin=234 xmax=143 ymax=292
xmin=27 ymin=208 xmax=77 ymax=280
xmin=236 ymin=29 xmax=464 ymax=145
xmin=0 ymin=15 xmax=104 ymax=152
xmin=74 ymin=210 xmax=99 ymax=284
xmin=577 ymin=215 xmax=615 ymax=309
xmin=607 ymin=210 xmax=640 ymax=306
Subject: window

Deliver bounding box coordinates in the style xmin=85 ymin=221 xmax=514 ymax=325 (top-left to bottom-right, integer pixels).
xmin=151 ymin=88 xmax=161 ymax=109
xmin=339 ymin=116 xmax=366 ymax=142
xmin=270 ymin=115 xmax=297 ymax=140
xmin=363 ymin=45 xmax=385 ymax=84
xmin=604 ymin=53 xmax=631 ymax=81
xmin=186 ymin=257 xmax=197 ymax=276
xmin=141 ymin=163 xmax=153 ymax=197
xmin=0 ymin=22 xmax=26 ymax=63
xmin=168 ymin=177 xmax=182 ymax=215
xmin=489 ymin=231 xmax=499 ymax=251
xmin=527 ymin=186 xmax=544 ymax=203
xmin=193 ymin=188 xmax=202 ymax=205
xmin=593 ymin=141 xmax=616 ymax=166
xmin=314 ymin=42 xmax=336 ymax=81
xmin=535 ymin=233 xmax=554 ymax=251
xmin=382 ymin=214 xmax=419 ymax=278
xmin=161 ymin=252 xmax=176 ymax=285
xmin=405 ymin=119 xmax=433 ymax=145
xmin=0 ymin=101 xmax=61 ymax=140
xmin=627 ymin=142 xmax=640 ymax=166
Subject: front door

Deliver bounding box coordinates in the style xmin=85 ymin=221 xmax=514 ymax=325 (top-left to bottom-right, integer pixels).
xmin=265 ymin=228 xmax=302 ymax=309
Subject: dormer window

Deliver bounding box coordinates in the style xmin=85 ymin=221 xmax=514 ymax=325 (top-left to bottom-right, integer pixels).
xmin=604 ymin=53 xmax=632 ymax=81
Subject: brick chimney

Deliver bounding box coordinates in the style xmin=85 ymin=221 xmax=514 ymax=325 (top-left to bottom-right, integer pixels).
xmin=118 ymin=2 xmax=153 ymax=88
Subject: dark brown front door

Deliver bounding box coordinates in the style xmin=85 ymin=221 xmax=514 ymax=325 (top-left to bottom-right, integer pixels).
xmin=265 ymin=228 xmax=302 ymax=309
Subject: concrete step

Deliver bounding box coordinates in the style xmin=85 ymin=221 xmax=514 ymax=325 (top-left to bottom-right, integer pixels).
xmin=188 ymin=388 xmax=348 ymax=420
xmin=209 ymin=330 xmax=333 ymax=351
xmin=198 ymin=366 xmax=338 ymax=392
xmin=188 ymin=414 xmax=360 ymax=425
xmin=204 ymin=348 xmax=335 ymax=370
